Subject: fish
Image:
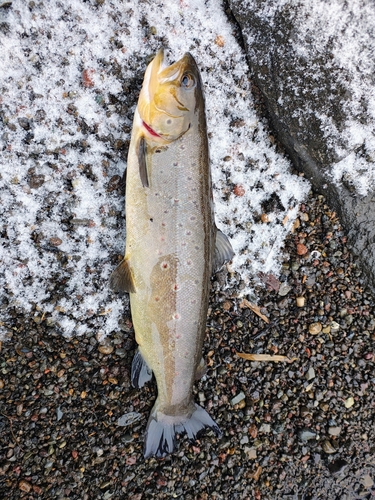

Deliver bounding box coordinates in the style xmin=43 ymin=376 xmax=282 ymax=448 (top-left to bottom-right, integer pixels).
xmin=110 ymin=49 xmax=234 ymax=458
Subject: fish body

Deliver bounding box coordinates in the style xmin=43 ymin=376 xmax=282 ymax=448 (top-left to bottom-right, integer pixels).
xmin=111 ymin=50 xmax=233 ymax=457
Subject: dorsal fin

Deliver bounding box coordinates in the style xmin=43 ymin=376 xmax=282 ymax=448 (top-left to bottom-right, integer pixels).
xmin=109 ymin=258 xmax=136 ymax=293
xmin=137 ymin=136 xmax=149 ymax=188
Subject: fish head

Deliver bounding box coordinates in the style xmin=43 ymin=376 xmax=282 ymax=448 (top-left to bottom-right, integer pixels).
xmin=138 ymin=49 xmax=203 ymax=142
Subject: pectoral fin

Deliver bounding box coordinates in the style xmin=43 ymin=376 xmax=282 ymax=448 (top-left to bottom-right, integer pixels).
xmin=109 ymin=258 xmax=136 ymax=293
xmin=137 ymin=136 xmax=149 ymax=188
xmin=213 ymin=228 xmax=234 ymax=273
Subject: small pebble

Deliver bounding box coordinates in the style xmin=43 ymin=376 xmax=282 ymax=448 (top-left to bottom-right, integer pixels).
xmin=362 ymin=474 xmax=374 ymax=488
xmin=322 ymin=440 xmax=337 ymax=454
xmin=330 ymin=321 xmax=340 ymax=333
xmin=117 ymin=412 xmax=142 ymax=427
xmin=328 ymin=426 xmax=341 ymax=436
xmin=297 ymin=243 xmax=308 ymax=255
xmin=298 ymin=429 xmax=317 ymax=441
xmin=296 ymin=296 xmax=305 ymax=307
xmin=231 ymin=391 xmax=245 ymax=406
xmin=278 ymin=283 xmax=292 ymax=296
xmin=82 ymin=68 xmax=95 ymax=88
xmin=306 ymin=367 xmax=315 ymax=380
xmin=98 ymin=345 xmax=114 ymax=355
xmin=214 ymin=35 xmax=225 ymax=47
xmin=49 ymin=237 xmax=62 ymax=246
xmin=233 ymin=184 xmax=245 ymax=197
xmin=244 ymin=447 xmax=257 ymax=459
xmin=344 ymin=396 xmax=354 ymax=408
xmin=19 ymin=480 xmax=32 ymax=493
xmin=309 ymin=322 xmax=322 ymax=335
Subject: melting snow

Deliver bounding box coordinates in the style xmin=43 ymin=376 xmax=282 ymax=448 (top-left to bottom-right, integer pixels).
xmin=0 ymin=0 xmax=309 ymax=339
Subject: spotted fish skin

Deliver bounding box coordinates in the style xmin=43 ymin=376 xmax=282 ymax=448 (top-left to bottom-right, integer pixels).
xmin=111 ymin=50 xmax=233 ymax=457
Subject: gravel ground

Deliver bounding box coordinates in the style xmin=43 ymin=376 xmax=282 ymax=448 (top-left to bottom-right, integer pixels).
xmin=1 ymin=3 xmax=375 ymax=498
xmin=1 ymin=190 xmax=375 ymax=499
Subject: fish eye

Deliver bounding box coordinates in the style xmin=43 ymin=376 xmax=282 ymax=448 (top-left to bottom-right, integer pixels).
xmin=181 ymin=73 xmax=195 ymax=89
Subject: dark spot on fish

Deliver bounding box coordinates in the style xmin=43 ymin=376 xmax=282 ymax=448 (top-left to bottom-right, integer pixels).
xmin=161 ymin=261 xmax=169 ymax=270
xmin=155 ymin=149 xmax=162 ymax=153
xmin=150 ymin=218 xmax=153 ymax=222
xmin=172 ymin=283 xmax=179 ymax=291
xmin=190 ymin=216 xmax=196 ymax=221
xmin=173 ymin=312 xmax=181 ymax=320
xmin=187 ymin=259 xmax=192 ymax=265
xmin=161 ymin=222 xmax=166 ymax=227
xmin=173 ymin=162 xmax=178 ymax=167
xmin=155 ymin=296 xmax=160 ymax=302
xmin=174 ymin=199 xmax=179 ymax=204
xmin=191 ymin=299 xmax=197 ymax=304
xmin=186 ymin=230 xmax=191 ymax=236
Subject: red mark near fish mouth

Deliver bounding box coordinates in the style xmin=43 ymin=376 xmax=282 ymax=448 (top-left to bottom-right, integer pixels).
xmin=142 ymin=121 xmax=161 ymax=137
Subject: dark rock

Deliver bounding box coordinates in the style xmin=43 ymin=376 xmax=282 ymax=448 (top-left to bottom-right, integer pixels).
xmin=34 ymin=109 xmax=46 ymax=122
xmin=328 ymin=459 xmax=349 ymax=476
xmin=28 ymin=173 xmax=45 ymax=189
xmin=18 ymin=117 xmax=32 ymax=130
xmin=228 ymin=0 xmax=375 ymax=292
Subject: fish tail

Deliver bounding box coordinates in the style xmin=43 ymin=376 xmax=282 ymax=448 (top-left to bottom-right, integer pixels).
xmin=144 ymin=403 xmax=222 ymax=458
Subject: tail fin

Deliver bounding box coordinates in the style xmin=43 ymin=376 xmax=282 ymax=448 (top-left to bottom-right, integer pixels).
xmin=144 ymin=403 xmax=222 ymax=458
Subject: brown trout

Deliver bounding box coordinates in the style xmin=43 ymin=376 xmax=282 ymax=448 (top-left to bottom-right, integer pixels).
xmin=111 ymin=49 xmax=234 ymax=457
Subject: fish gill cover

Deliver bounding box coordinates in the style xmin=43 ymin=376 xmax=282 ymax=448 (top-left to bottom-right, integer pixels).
xmin=0 ymin=0 xmax=309 ymax=339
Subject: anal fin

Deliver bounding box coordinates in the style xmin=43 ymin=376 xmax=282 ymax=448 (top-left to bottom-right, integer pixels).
xmin=131 ymin=349 xmax=153 ymax=389
xmin=109 ymin=258 xmax=136 ymax=293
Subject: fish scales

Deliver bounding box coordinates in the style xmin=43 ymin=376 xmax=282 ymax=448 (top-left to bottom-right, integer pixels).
xmin=127 ymin=114 xmax=213 ymax=412
xmin=111 ymin=49 xmax=234 ymax=457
